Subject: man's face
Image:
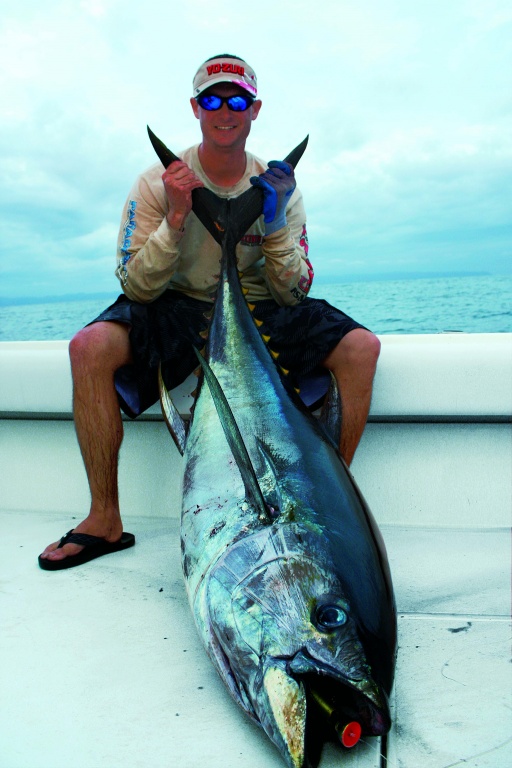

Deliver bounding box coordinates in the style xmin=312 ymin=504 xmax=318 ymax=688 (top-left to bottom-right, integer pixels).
xmin=191 ymin=82 xmax=262 ymax=151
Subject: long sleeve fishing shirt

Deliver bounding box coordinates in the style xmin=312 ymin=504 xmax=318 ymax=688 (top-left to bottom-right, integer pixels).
xmin=115 ymin=145 xmax=313 ymax=306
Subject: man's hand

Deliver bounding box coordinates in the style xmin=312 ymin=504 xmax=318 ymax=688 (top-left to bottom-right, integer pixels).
xmin=250 ymin=161 xmax=296 ymax=235
xmin=162 ymin=161 xmax=204 ymax=232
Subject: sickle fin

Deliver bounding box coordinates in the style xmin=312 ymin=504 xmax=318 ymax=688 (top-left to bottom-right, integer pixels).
xmin=193 ymin=347 xmax=272 ymax=523
xmin=158 ymin=366 xmax=188 ymax=455
xmin=319 ymin=372 xmax=343 ymax=446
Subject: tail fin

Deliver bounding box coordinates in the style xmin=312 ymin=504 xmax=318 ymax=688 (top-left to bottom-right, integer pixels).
xmin=147 ymin=127 xmax=309 ymax=246
xmin=219 ymin=134 xmax=310 ymax=244
xmin=147 ymin=125 xmax=181 ymax=167
xmin=283 ymin=135 xmax=309 ymax=168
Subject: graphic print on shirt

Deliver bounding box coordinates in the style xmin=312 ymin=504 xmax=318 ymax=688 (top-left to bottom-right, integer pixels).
xmin=117 ymin=200 xmax=137 ymax=285
xmin=290 ymin=224 xmax=314 ymax=302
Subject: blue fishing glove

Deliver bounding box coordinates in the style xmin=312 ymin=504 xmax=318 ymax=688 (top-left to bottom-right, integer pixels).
xmin=250 ymin=160 xmax=296 ymax=235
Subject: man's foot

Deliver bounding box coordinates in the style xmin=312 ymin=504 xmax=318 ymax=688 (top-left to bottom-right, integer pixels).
xmin=38 ymin=529 xmax=135 ymax=571
xmin=38 ymin=517 xmax=129 ymax=570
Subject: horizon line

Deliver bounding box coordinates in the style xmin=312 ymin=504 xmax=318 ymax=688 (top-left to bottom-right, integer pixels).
xmin=0 ymin=270 xmax=507 ymax=306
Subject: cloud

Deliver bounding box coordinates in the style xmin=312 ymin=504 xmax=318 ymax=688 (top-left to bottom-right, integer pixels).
xmin=0 ymin=0 xmax=511 ymax=299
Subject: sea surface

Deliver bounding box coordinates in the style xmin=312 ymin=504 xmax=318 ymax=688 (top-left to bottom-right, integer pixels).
xmin=0 ymin=274 xmax=511 ymax=342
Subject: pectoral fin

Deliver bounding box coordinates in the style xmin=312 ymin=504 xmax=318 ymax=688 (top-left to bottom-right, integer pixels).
xmin=319 ymin=372 xmax=343 ymax=446
xmin=193 ymin=348 xmax=272 ymax=523
xmin=158 ymin=366 xmax=187 ymax=455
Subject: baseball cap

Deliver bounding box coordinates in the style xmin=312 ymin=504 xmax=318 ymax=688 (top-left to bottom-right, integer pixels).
xmin=192 ymin=54 xmax=257 ymax=98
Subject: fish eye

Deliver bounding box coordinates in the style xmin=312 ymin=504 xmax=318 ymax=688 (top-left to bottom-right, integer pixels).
xmin=315 ymin=603 xmax=348 ymax=631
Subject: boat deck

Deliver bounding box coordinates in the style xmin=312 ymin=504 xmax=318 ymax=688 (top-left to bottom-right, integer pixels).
xmin=1 ymin=514 xmax=510 ymax=768
xmin=1 ymin=334 xmax=511 ymax=767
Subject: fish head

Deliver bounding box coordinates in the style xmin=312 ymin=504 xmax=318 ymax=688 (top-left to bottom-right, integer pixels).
xmin=205 ymin=524 xmax=391 ymax=767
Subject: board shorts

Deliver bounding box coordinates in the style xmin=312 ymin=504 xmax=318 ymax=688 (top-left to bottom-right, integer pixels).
xmin=90 ymin=291 xmax=367 ymax=418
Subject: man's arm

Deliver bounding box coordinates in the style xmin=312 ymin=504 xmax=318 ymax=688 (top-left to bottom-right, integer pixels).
xmin=259 ymin=186 xmax=313 ymax=306
xmin=115 ymin=162 xmax=203 ymax=303
xmin=250 ymin=163 xmax=313 ymax=306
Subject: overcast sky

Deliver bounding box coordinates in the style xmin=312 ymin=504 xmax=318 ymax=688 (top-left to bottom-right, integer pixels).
xmin=1 ymin=0 xmax=511 ymax=299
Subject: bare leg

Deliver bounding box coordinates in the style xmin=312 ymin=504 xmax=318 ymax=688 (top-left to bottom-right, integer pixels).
xmin=322 ymin=329 xmax=381 ymax=466
xmin=39 ymin=322 xmax=132 ymax=563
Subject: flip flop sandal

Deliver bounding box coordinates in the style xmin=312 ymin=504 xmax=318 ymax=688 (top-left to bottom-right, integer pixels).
xmin=38 ymin=529 xmax=135 ymax=571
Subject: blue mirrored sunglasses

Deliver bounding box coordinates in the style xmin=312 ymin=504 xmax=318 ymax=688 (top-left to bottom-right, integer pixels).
xmin=196 ymin=93 xmax=254 ymax=112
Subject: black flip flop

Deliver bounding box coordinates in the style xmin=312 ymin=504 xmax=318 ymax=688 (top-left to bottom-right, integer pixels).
xmin=38 ymin=529 xmax=135 ymax=571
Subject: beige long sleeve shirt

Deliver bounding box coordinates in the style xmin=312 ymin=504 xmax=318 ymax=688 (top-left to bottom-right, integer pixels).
xmin=115 ymin=145 xmax=313 ymax=305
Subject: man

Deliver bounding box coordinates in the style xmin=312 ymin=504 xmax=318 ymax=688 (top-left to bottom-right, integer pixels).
xmin=39 ymin=54 xmax=380 ymax=570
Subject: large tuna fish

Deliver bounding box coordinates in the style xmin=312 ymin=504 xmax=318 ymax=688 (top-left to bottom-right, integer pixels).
xmin=149 ymin=128 xmax=397 ymax=767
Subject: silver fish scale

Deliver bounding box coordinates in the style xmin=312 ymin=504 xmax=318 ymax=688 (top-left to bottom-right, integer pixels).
xmin=153 ymin=135 xmax=397 ymax=766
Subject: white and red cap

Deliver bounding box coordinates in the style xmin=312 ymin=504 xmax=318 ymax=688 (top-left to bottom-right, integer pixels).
xmin=193 ymin=54 xmax=257 ymax=98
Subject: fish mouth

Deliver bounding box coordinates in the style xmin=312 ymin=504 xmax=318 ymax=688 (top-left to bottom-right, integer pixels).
xmin=288 ymin=648 xmax=391 ymax=736
xmin=301 ymin=670 xmax=389 ymax=768
xmin=257 ymin=651 xmax=390 ymax=768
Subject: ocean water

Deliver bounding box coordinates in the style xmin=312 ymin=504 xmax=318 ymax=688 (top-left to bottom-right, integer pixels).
xmin=310 ymin=274 xmax=512 ymax=335
xmin=0 ymin=274 xmax=511 ymax=342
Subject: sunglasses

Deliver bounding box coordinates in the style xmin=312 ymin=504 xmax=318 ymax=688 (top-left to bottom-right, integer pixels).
xmin=196 ymin=93 xmax=255 ymax=112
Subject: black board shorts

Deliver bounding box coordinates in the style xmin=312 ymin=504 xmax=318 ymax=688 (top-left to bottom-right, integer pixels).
xmin=90 ymin=291 xmax=367 ymax=418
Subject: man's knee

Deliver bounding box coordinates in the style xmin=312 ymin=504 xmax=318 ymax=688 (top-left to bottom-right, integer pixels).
xmin=323 ymin=329 xmax=381 ymax=374
xmin=346 ymin=329 xmax=381 ymax=368
xmin=69 ymin=322 xmax=131 ymax=374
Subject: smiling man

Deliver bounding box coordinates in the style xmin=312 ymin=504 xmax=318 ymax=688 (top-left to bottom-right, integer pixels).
xmin=38 ymin=54 xmax=380 ymax=570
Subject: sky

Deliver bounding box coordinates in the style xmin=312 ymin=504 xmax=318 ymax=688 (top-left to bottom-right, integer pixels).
xmin=1 ymin=0 xmax=511 ymax=300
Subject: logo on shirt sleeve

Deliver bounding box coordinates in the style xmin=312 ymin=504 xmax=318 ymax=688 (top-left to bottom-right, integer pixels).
xmin=290 ymin=224 xmax=313 ymax=301
xmin=120 ymin=200 xmax=137 ymax=263
xmin=116 ymin=200 xmax=137 ymax=285
xmin=240 ymin=234 xmax=264 ymax=247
